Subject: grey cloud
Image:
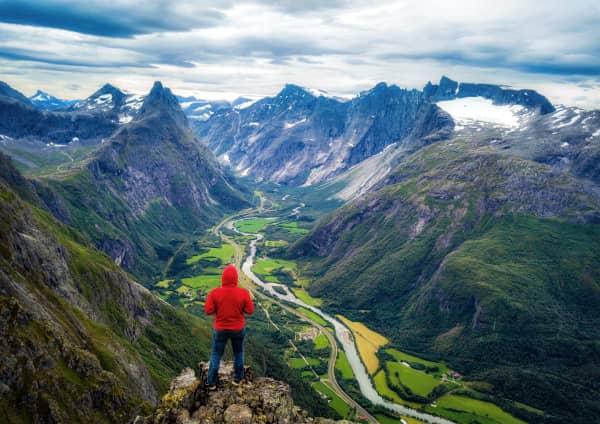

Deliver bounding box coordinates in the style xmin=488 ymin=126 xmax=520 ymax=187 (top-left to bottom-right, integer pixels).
xmin=252 ymin=0 xmax=348 ymax=13
xmin=0 ymin=47 xmax=151 ymax=68
xmin=0 ymin=0 xmax=227 ymax=37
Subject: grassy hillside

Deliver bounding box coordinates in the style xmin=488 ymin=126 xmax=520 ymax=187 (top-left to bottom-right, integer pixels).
xmin=291 ymin=140 xmax=600 ymax=423
xmin=0 ymin=156 xmax=214 ymax=423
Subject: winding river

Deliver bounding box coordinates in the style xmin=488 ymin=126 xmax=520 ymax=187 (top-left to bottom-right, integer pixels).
xmin=238 ymin=228 xmax=455 ymax=424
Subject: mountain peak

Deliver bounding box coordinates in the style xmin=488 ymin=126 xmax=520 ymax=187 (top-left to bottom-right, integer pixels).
xmin=0 ymin=81 xmax=32 ymax=105
xmin=98 ymin=83 xmax=122 ymax=94
xmin=138 ymin=81 xmax=187 ymax=126
xmin=278 ymin=83 xmax=312 ymax=98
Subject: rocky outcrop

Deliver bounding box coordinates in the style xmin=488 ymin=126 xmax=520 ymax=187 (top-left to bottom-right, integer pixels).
xmin=136 ymin=362 xmax=355 ymax=424
xmin=423 ymin=76 xmax=555 ymax=114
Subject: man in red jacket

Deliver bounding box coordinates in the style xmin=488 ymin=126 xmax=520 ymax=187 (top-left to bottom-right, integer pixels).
xmin=205 ymin=264 xmax=254 ymax=387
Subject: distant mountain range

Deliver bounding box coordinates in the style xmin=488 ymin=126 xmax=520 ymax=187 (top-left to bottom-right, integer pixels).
xmin=192 ymin=77 xmax=558 ymax=186
xmin=0 ymin=79 xmax=250 ymax=277
xmin=29 ymin=90 xmax=79 ymax=110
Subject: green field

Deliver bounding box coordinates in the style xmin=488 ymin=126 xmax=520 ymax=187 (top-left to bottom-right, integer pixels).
xmin=253 ymin=257 xmax=297 ymax=274
xmin=376 ymin=414 xmax=426 ymax=424
xmin=279 ymin=221 xmax=310 ymax=234
xmin=289 ymin=356 xmax=320 ymax=369
xmin=181 ymin=274 xmax=222 ymax=290
xmin=386 ymin=348 xmax=448 ymax=374
xmin=425 ymin=394 xmax=526 ymax=424
xmin=265 ymin=239 xmax=289 ymax=247
xmin=252 ymin=257 xmax=297 ymax=284
xmin=155 ymin=279 xmax=173 ymax=288
xmin=313 ymin=333 xmax=329 ymax=350
xmin=292 ymin=287 xmax=323 ymax=306
xmin=176 ymin=285 xmax=192 ymax=294
xmin=234 ymin=218 xmax=275 ymax=233
xmin=311 ymin=381 xmax=351 ymax=418
xmin=297 ymin=307 xmax=328 ymax=327
xmin=186 ymin=243 xmax=234 ymax=265
xmin=335 ymin=350 xmax=354 ymax=380
xmin=373 ymin=370 xmax=420 ymax=408
xmin=386 ymin=362 xmax=441 ymax=397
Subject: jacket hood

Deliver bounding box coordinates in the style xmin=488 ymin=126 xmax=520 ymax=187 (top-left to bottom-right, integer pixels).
xmin=221 ymin=265 xmax=238 ymax=287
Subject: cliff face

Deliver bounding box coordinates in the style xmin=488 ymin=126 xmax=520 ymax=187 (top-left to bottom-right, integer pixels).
xmin=423 ymin=76 xmax=555 ymax=114
xmin=136 ymin=362 xmax=355 ymax=424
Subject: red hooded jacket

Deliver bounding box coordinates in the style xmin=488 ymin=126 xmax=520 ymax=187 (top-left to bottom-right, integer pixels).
xmin=204 ymin=265 xmax=254 ymax=331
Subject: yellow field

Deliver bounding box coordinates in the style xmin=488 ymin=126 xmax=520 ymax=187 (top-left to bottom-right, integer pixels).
xmin=337 ymin=315 xmax=389 ymax=374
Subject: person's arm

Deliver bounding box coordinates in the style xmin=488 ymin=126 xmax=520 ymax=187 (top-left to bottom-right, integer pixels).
xmin=244 ymin=290 xmax=255 ymax=315
xmin=205 ymin=290 xmax=216 ymax=315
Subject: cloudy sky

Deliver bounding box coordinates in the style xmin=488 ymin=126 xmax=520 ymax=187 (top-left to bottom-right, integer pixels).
xmin=1 ymin=0 xmax=599 ymax=108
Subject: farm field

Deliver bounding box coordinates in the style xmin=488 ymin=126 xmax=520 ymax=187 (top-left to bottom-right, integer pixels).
xmin=292 ymin=287 xmax=323 ymax=306
xmin=252 ymin=257 xmax=296 ymax=284
xmin=386 ymin=361 xmax=442 ymax=397
xmin=373 ymin=370 xmax=421 ymax=408
xmin=252 ymin=257 xmax=296 ymax=275
xmin=313 ymin=333 xmax=329 ymax=350
xmin=186 ymin=243 xmax=234 ymax=265
xmin=425 ymin=394 xmax=527 ymax=424
xmin=264 ymin=239 xmax=289 ymax=247
xmin=181 ymin=274 xmax=222 ymax=290
xmin=385 ymin=348 xmax=448 ymax=375
xmin=288 ymin=356 xmax=320 ymax=369
xmin=234 ymin=217 xmax=276 ymax=233
xmin=337 ymin=315 xmax=389 ymax=374
xmin=335 ymin=350 xmax=354 ymax=380
xmin=311 ymin=381 xmax=351 ymax=418
xmin=155 ymin=279 xmax=173 ymax=288
xmin=297 ymin=307 xmax=328 ymax=327
xmin=376 ymin=414 xmax=427 ymax=424
xmin=278 ymin=221 xmax=310 ymax=234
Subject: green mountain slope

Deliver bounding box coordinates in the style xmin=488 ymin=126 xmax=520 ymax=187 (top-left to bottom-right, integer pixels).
xmin=291 ymin=140 xmax=600 ymax=423
xmin=43 ymin=82 xmax=249 ymax=279
xmin=0 ymin=153 xmax=213 ymax=423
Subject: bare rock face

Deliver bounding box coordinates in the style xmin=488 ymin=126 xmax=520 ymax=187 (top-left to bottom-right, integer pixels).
xmin=136 ymin=362 xmax=355 ymax=424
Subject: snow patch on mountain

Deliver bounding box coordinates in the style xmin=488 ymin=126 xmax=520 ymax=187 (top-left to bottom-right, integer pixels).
xmin=234 ymin=99 xmax=257 ymax=110
xmin=284 ymin=118 xmax=307 ymax=129
xmin=437 ymin=97 xmax=524 ymax=128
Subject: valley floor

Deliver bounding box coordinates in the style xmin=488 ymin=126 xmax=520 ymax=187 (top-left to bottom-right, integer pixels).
xmin=151 ymin=188 xmax=535 ymax=424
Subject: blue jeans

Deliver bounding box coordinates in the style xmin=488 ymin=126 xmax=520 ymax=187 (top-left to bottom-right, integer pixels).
xmin=207 ymin=328 xmax=246 ymax=385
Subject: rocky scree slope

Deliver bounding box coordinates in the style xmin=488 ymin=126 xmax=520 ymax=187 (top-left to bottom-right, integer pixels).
xmin=292 ymin=137 xmax=600 ymax=423
xmin=136 ymin=362 xmax=356 ymax=424
xmin=0 ymin=153 xmax=214 ymax=423
xmin=44 ymin=81 xmax=249 ymax=278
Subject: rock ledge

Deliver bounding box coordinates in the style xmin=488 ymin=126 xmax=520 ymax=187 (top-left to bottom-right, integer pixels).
xmin=135 ymin=362 xmax=356 ymax=424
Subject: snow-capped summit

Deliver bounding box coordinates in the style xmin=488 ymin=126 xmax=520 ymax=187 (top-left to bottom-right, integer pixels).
xmin=29 ymin=90 xmax=78 ymax=110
